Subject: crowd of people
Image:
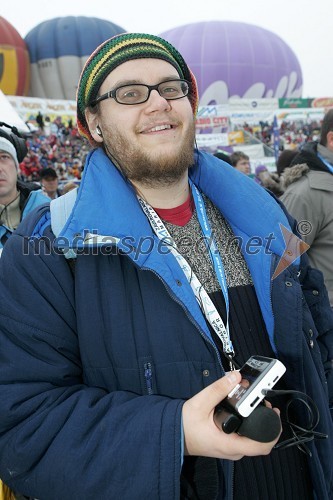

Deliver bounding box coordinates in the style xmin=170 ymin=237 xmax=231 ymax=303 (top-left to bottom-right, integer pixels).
xmin=18 ymin=119 xmax=89 ymax=183
xmin=248 ymin=118 xmax=323 ymax=150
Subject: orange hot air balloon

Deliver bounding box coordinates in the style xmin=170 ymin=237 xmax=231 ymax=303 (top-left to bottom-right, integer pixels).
xmin=0 ymin=16 xmax=30 ymax=96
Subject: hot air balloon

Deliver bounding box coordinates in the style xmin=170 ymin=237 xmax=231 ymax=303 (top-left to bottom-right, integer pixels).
xmin=160 ymin=21 xmax=303 ymax=105
xmin=0 ymin=16 xmax=30 ymax=96
xmin=25 ymin=16 xmax=126 ymax=100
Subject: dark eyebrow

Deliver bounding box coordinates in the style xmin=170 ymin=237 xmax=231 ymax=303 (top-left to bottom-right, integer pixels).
xmin=110 ymin=76 xmax=182 ymax=88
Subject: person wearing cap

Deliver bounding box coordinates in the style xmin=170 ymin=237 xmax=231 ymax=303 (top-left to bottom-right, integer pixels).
xmin=38 ymin=167 xmax=61 ymax=199
xmin=0 ymin=33 xmax=332 ymax=500
xmin=0 ymin=133 xmax=47 ymax=252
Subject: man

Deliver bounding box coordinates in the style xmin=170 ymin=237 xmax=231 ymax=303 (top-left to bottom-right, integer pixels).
xmin=281 ymin=109 xmax=333 ymax=306
xmin=39 ymin=166 xmax=61 ymax=199
xmin=0 ymin=34 xmax=332 ymax=500
xmin=0 ymin=126 xmax=47 ymax=252
xmin=229 ymin=150 xmax=251 ymax=174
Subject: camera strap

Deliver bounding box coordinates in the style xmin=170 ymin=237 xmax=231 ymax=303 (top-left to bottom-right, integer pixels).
xmin=262 ymin=389 xmax=328 ymax=455
xmin=137 ymin=182 xmax=235 ymax=369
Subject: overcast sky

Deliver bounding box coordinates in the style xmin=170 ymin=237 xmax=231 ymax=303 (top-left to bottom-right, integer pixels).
xmin=1 ymin=0 xmax=331 ymax=98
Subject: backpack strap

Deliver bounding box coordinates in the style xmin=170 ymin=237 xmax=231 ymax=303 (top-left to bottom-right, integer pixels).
xmin=50 ymin=188 xmax=78 ymax=260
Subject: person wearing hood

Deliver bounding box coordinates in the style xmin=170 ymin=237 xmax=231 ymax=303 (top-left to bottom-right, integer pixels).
xmin=281 ymin=109 xmax=333 ymax=306
xmin=0 ymin=125 xmax=47 ymax=253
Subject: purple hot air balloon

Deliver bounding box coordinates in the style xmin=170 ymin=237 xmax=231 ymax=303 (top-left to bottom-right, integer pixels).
xmin=160 ymin=21 xmax=303 ymax=105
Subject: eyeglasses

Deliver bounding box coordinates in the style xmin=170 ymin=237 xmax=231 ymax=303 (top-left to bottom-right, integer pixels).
xmin=89 ymin=79 xmax=190 ymax=107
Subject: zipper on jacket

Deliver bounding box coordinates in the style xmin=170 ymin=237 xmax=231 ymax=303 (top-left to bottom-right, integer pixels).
xmin=269 ymin=256 xmax=278 ymax=355
xmin=144 ymin=362 xmax=153 ymax=395
xmin=141 ymin=267 xmax=231 ymax=494
xmin=141 ymin=266 xmax=224 ymax=372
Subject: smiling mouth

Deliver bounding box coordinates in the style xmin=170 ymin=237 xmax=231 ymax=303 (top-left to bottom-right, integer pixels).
xmin=141 ymin=124 xmax=173 ymax=134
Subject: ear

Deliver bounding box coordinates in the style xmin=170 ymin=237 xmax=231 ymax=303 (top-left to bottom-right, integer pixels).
xmin=85 ymin=109 xmax=103 ymax=143
xmin=326 ymin=130 xmax=333 ymax=150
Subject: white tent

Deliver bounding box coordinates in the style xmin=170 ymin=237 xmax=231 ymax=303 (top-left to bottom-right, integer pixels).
xmin=0 ymin=89 xmax=30 ymax=133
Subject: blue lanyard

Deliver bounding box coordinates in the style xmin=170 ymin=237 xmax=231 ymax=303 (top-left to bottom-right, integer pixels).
xmin=189 ymin=180 xmax=230 ymax=318
xmin=317 ymin=153 xmax=333 ymax=174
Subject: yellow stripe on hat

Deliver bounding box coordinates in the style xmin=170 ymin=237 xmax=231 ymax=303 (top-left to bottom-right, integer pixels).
xmin=84 ymin=37 xmax=173 ymax=104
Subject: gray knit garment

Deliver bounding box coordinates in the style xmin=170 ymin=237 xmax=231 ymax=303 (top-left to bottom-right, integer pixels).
xmin=164 ymin=195 xmax=252 ymax=293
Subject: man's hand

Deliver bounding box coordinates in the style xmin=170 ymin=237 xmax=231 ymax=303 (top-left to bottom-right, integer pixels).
xmin=182 ymin=371 xmax=281 ymax=461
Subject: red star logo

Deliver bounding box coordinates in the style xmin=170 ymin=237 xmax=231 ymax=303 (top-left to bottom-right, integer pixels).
xmin=272 ymin=224 xmax=310 ymax=280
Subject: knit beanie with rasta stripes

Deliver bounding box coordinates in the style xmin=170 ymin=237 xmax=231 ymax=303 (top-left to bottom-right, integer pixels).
xmin=77 ymin=32 xmax=199 ymax=145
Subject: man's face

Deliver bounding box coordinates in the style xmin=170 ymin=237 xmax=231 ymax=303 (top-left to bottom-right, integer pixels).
xmin=41 ymin=176 xmax=58 ymax=195
xmin=86 ymin=58 xmax=195 ymax=186
xmin=0 ymin=151 xmax=18 ymax=203
xmin=235 ymin=158 xmax=251 ymax=175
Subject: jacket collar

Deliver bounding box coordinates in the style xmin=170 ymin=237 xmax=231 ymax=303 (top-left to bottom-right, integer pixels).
xmin=291 ymin=141 xmax=333 ymax=174
xmin=189 ymin=152 xmax=290 ymax=258
xmin=60 ymin=148 xmax=291 ymax=260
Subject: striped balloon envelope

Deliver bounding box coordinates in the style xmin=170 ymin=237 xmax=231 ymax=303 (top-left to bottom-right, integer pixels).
xmin=25 ymin=16 xmax=126 ymax=100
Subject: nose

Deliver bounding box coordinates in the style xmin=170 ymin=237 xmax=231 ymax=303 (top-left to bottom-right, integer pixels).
xmin=144 ymin=89 xmax=171 ymax=113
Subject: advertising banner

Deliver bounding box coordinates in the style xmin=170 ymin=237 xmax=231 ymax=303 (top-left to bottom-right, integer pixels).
xmin=233 ymin=144 xmax=265 ymax=160
xmin=196 ymin=105 xmax=229 ymax=134
xmin=228 ymin=130 xmax=245 ymax=145
xmin=310 ymin=97 xmax=333 ymax=108
xmin=196 ymin=133 xmax=229 ymax=150
xmin=196 ymin=115 xmax=229 ymax=130
xmin=228 ymin=98 xmax=278 ymax=111
xmin=275 ymin=108 xmax=325 ymax=123
xmin=278 ymin=98 xmax=312 ymax=108
xmin=7 ymin=95 xmax=77 ymax=125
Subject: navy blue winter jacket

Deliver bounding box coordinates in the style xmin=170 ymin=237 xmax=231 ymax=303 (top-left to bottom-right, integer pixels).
xmin=0 ymin=149 xmax=332 ymax=499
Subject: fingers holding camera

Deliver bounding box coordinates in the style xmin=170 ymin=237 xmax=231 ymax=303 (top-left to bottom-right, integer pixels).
xmin=182 ymin=371 xmax=281 ymax=461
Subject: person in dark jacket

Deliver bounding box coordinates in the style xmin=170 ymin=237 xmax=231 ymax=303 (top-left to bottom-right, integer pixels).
xmin=281 ymin=109 xmax=333 ymax=306
xmin=0 ymin=125 xmax=47 ymax=252
xmin=0 ymin=33 xmax=332 ymax=500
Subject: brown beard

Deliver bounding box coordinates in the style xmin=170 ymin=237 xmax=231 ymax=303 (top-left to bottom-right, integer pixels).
xmin=103 ymin=121 xmax=196 ymax=188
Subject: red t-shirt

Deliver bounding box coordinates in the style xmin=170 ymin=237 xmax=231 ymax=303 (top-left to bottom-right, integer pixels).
xmin=153 ymin=193 xmax=194 ymax=226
